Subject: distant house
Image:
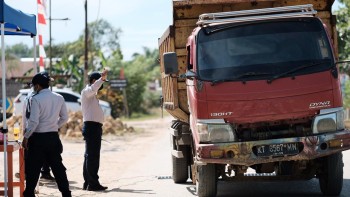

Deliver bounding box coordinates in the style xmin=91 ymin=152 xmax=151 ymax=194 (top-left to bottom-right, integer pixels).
xmin=0 ymin=58 xmax=41 ymax=98
xmin=0 ymin=57 xmax=68 ymax=97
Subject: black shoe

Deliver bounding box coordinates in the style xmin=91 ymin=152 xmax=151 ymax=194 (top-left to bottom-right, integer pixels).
xmin=83 ymin=182 xmax=88 ymax=190
xmin=41 ymin=174 xmax=55 ymax=181
xmin=87 ymin=185 xmax=108 ymax=191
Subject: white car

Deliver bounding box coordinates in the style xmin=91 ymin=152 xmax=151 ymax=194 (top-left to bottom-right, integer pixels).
xmin=13 ymin=87 xmax=111 ymax=117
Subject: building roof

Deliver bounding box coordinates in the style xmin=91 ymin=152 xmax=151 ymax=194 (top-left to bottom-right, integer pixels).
xmin=0 ymin=59 xmax=36 ymax=79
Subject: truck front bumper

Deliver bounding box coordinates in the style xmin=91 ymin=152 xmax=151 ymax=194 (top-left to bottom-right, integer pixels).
xmin=195 ymin=130 xmax=350 ymax=166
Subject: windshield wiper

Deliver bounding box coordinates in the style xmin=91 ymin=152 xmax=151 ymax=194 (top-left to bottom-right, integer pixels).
xmin=267 ymin=61 xmax=331 ymax=84
xmin=211 ymin=72 xmax=271 ymax=86
xmin=234 ymin=72 xmax=271 ymax=80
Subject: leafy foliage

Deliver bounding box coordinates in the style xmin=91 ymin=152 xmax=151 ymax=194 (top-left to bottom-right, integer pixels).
xmin=8 ymin=18 xmax=160 ymax=118
xmin=343 ymin=80 xmax=350 ymax=107
xmin=124 ymin=48 xmax=161 ymax=116
xmin=97 ymin=46 xmax=160 ymax=117
xmin=336 ymin=0 xmax=350 ymax=61
xmin=336 ymin=1 xmax=350 ymax=107
xmin=6 ymin=43 xmax=33 ymax=57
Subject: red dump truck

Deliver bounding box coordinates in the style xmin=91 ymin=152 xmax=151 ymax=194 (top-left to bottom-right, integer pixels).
xmin=159 ymin=0 xmax=350 ymax=196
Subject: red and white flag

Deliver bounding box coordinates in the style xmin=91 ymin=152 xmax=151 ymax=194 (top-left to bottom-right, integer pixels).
xmin=37 ymin=0 xmax=47 ymax=72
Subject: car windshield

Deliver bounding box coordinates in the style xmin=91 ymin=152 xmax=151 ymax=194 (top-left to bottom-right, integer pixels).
xmin=197 ymin=18 xmax=334 ymax=81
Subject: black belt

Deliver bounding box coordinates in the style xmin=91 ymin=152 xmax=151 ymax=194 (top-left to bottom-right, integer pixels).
xmin=32 ymin=132 xmax=58 ymax=136
xmin=84 ymin=121 xmax=103 ymax=126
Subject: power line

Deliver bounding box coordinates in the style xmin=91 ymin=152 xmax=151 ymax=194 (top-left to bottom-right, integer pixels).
xmin=48 ymin=0 xmax=69 ymax=87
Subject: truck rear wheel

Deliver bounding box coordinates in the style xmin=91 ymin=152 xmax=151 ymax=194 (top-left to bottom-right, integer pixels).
xmin=319 ymin=152 xmax=343 ymax=196
xmin=172 ymin=146 xmax=189 ymax=183
xmin=196 ymin=164 xmax=217 ymax=197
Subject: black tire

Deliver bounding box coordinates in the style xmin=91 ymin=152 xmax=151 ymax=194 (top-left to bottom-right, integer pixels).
xmin=172 ymin=146 xmax=189 ymax=183
xmin=319 ymin=152 xmax=343 ymax=196
xmin=196 ymin=164 xmax=217 ymax=197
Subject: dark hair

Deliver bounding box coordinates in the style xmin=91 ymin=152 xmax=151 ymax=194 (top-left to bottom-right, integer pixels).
xmin=89 ymin=71 xmax=101 ymax=84
xmin=32 ymin=72 xmax=52 ymax=88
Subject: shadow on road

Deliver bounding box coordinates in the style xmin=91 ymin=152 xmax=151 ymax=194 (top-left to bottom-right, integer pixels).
xmin=108 ymin=187 xmax=155 ymax=195
xmin=216 ymin=178 xmax=350 ymax=197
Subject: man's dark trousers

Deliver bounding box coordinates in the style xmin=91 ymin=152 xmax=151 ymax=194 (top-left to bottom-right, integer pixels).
xmin=83 ymin=121 xmax=103 ymax=188
xmin=41 ymin=161 xmax=51 ymax=175
xmin=23 ymin=132 xmax=71 ymax=197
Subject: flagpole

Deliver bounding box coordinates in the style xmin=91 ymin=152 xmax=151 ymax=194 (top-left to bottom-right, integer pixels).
xmin=38 ymin=0 xmax=52 ymax=73
xmin=1 ymin=22 xmax=9 ymax=197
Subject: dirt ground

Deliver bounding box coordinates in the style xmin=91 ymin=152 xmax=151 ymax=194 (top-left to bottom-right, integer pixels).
xmin=0 ymin=115 xmax=174 ymax=197
xmin=4 ymin=115 xmax=350 ymax=197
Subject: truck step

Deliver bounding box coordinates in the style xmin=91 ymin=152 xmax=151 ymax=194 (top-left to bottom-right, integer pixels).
xmin=222 ymin=173 xmax=313 ymax=182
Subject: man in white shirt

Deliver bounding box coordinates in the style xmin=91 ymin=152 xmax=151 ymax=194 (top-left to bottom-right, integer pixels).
xmin=22 ymin=90 xmax=55 ymax=181
xmin=81 ymin=70 xmax=108 ymax=191
xmin=22 ymin=72 xmax=71 ymax=197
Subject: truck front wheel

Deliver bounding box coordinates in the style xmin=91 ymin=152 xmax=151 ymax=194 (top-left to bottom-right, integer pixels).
xmin=318 ymin=152 xmax=343 ymax=196
xmin=196 ymin=164 xmax=217 ymax=197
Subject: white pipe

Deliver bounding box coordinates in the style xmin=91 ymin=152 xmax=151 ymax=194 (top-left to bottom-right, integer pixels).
xmin=1 ymin=23 xmax=8 ymax=197
xmin=33 ymin=36 xmax=37 ymax=74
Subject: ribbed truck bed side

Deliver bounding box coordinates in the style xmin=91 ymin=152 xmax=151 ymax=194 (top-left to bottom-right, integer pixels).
xmin=158 ymin=0 xmax=336 ymax=123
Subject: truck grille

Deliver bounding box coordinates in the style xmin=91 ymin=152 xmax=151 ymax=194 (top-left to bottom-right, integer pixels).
xmin=235 ymin=121 xmax=312 ymax=141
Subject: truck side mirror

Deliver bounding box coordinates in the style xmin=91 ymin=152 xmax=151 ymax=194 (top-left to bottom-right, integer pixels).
xmin=163 ymin=52 xmax=179 ymax=75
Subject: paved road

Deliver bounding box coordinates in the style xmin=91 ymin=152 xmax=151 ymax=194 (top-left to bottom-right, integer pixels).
xmin=2 ymin=116 xmax=350 ymax=196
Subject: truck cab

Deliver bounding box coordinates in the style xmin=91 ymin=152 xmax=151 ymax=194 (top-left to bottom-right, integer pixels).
xmin=160 ymin=2 xmax=350 ymax=197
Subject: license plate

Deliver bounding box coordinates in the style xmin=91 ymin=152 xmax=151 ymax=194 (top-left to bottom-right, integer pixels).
xmin=255 ymin=143 xmax=299 ymax=157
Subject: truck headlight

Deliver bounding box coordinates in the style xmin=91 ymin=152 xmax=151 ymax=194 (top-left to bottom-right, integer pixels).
xmin=197 ymin=123 xmax=236 ymax=143
xmin=313 ymin=108 xmax=344 ymax=134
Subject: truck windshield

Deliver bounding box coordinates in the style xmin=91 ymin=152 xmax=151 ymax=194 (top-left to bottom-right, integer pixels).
xmin=197 ymin=18 xmax=334 ymax=81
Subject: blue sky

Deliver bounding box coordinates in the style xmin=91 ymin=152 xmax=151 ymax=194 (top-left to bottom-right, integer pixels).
xmin=5 ymin=0 xmax=172 ymax=61
xmin=5 ymin=0 xmax=342 ymax=61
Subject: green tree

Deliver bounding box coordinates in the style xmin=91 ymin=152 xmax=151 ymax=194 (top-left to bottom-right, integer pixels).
xmin=89 ymin=19 xmax=122 ymax=54
xmin=97 ymin=50 xmax=124 ymax=118
xmin=49 ymin=19 xmax=122 ymax=92
xmin=124 ymin=48 xmax=160 ymax=116
xmin=3 ymin=43 xmax=35 ymax=78
xmin=5 ymin=18 xmax=161 ymax=118
xmin=335 ymin=0 xmax=350 ymax=108
xmin=344 ymin=80 xmax=350 ymax=107
xmin=54 ymin=55 xmax=84 ymax=92
xmin=6 ymin=43 xmax=33 ymax=57
xmin=336 ymin=0 xmax=350 ymax=60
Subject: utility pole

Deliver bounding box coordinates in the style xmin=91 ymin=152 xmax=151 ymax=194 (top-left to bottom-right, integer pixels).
xmin=49 ymin=0 xmax=52 ymax=78
xmin=49 ymin=0 xmax=69 ymax=80
xmin=84 ymin=0 xmax=88 ymax=85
